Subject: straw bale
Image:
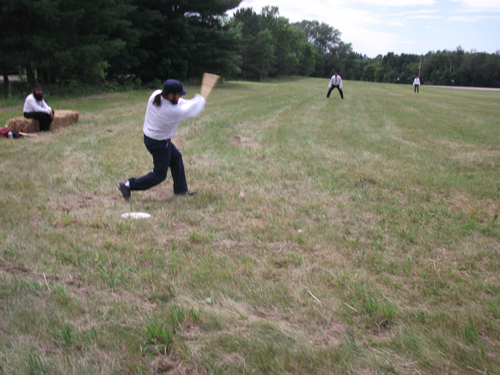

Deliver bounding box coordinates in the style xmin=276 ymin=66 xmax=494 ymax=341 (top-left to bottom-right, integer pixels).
xmin=6 ymin=117 xmax=38 ymax=132
xmin=50 ymin=110 xmax=80 ymax=130
xmin=6 ymin=110 xmax=80 ymax=132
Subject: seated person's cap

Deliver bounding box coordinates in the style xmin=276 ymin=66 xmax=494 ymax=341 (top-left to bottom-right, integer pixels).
xmin=163 ymin=79 xmax=186 ymax=95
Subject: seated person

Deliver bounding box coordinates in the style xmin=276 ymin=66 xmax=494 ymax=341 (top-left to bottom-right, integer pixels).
xmin=23 ymin=84 xmax=54 ymax=131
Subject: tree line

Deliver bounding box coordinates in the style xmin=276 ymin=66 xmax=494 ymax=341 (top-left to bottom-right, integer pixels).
xmin=360 ymin=48 xmax=500 ymax=87
xmin=0 ymin=0 xmax=243 ymax=88
xmin=1 ymin=0 xmax=499 ymax=91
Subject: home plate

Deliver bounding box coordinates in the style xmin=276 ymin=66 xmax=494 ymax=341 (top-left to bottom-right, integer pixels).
xmin=121 ymin=212 xmax=151 ymax=219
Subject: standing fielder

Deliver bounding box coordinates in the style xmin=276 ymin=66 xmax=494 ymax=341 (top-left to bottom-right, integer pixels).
xmin=413 ymin=76 xmax=421 ymax=93
xmin=326 ymin=72 xmax=344 ymax=99
xmin=118 ymin=79 xmax=205 ymax=201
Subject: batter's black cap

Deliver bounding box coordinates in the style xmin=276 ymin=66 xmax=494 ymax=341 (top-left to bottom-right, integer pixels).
xmin=163 ymin=79 xmax=186 ymax=95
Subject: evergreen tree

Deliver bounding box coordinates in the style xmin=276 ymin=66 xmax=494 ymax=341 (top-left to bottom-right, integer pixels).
xmin=109 ymin=0 xmax=242 ymax=83
xmin=233 ymin=8 xmax=276 ymax=80
xmin=0 ymin=0 xmax=132 ymax=86
xmin=294 ymin=20 xmax=342 ymax=77
xmin=233 ymin=6 xmax=316 ymax=80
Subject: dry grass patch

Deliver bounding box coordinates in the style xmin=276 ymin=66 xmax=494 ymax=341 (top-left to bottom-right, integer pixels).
xmin=1 ymin=79 xmax=499 ymax=374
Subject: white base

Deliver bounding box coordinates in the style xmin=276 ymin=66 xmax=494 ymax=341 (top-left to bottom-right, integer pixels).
xmin=121 ymin=212 xmax=151 ymax=219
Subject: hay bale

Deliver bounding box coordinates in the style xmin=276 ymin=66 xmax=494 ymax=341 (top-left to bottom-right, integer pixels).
xmin=6 ymin=117 xmax=38 ymax=132
xmin=6 ymin=110 xmax=79 ymax=132
xmin=50 ymin=110 xmax=80 ymax=130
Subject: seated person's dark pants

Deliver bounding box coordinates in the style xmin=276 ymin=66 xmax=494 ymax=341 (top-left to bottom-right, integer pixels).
xmin=327 ymin=86 xmax=344 ymax=99
xmin=128 ymin=135 xmax=188 ymax=195
xmin=24 ymin=111 xmax=54 ymax=131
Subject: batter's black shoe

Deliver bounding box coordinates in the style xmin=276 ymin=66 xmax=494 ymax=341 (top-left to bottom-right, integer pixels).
xmin=177 ymin=190 xmax=196 ymax=196
xmin=117 ymin=182 xmax=130 ymax=201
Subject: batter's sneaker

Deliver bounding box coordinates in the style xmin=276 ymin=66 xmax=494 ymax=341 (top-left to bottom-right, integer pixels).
xmin=176 ymin=190 xmax=196 ymax=196
xmin=117 ymin=182 xmax=130 ymax=201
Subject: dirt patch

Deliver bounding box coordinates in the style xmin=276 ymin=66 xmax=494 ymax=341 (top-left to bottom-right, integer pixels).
xmin=49 ymin=193 xmax=120 ymax=212
xmin=0 ymin=160 xmax=14 ymax=173
xmin=0 ymin=260 xmax=84 ymax=286
xmin=155 ymin=221 xmax=198 ymax=246
xmin=0 ymin=260 xmax=33 ymax=276
xmin=0 ymin=104 xmax=23 ymax=113
xmin=231 ymin=135 xmax=260 ymax=149
xmin=150 ymin=356 xmax=206 ymax=375
xmin=0 ymin=260 xmax=160 ymax=313
xmin=189 ymin=155 xmax=218 ymax=166
xmin=448 ymin=192 xmax=498 ymax=218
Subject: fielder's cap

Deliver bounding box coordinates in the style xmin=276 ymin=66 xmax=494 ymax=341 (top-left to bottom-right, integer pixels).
xmin=33 ymin=83 xmax=43 ymax=90
xmin=163 ymin=79 xmax=186 ymax=95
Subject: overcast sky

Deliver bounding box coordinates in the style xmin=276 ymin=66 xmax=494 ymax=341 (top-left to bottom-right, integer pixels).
xmin=228 ymin=0 xmax=500 ymax=57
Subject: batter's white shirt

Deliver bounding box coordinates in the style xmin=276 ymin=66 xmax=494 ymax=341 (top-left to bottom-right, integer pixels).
xmin=143 ymin=90 xmax=206 ymax=140
xmin=23 ymin=93 xmax=52 ymax=114
xmin=329 ymin=75 xmax=343 ymax=89
xmin=413 ymin=78 xmax=421 ymax=85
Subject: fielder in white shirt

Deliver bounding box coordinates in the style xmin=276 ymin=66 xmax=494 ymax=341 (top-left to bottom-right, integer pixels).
xmin=118 ymin=79 xmax=206 ymax=201
xmin=327 ymin=72 xmax=344 ymax=99
xmin=413 ymin=76 xmax=421 ymax=93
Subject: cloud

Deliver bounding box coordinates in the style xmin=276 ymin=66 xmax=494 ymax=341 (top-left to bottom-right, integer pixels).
xmin=349 ymin=0 xmax=437 ymax=5
xmin=407 ymin=15 xmax=442 ymax=19
xmin=387 ymin=21 xmax=405 ymax=26
xmin=449 ymin=15 xmax=500 ymax=21
xmin=230 ymin=0 xmax=500 ymax=56
xmin=238 ymin=0 xmax=438 ymax=11
xmin=232 ymin=0 xmax=431 ymax=55
xmin=340 ymin=27 xmax=416 ymax=56
xmin=384 ymin=9 xmax=439 ymax=20
xmin=451 ymin=0 xmax=500 ymax=12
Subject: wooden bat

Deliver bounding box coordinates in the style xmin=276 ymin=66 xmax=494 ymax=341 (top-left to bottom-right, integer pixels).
xmin=18 ymin=132 xmax=38 ymax=137
xmin=200 ymin=73 xmax=220 ymax=100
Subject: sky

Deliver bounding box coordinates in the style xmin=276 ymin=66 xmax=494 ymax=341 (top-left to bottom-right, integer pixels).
xmin=227 ymin=0 xmax=500 ymax=58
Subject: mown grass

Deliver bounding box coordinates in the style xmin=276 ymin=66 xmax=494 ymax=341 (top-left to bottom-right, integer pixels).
xmin=1 ymin=78 xmax=499 ymax=374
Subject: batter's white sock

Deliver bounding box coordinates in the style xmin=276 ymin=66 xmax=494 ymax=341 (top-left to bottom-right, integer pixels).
xmin=124 ymin=181 xmax=130 ymax=188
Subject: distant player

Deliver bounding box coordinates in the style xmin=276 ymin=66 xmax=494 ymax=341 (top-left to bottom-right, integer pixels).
xmin=327 ymin=72 xmax=344 ymax=99
xmin=413 ymin=76 xmax=421 ymax=93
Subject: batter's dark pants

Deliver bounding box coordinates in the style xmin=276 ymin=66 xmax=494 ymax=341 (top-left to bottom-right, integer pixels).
xmin=24 ymin=111 xmax=54 ymax=131
xmin=414 ymin=85 xmax=420 ymax=93
xmin=128 ymin=135 xmax=188 ymax=195
xmin=327 ymin=86 xmax=344 ymax=99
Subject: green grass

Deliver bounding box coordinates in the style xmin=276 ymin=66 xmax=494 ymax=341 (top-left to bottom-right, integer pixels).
xmin=1 ymin=78 xmax=500 ymax=374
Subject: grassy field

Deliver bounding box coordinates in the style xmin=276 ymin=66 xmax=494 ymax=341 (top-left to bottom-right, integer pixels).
xmin=1 ymin=78 xmax=499 ymax=374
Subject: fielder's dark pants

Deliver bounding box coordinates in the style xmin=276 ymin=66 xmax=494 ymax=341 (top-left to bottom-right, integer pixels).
xmin=414 ymin=85 xmax=420 ymax=93
xmin=128 ymin=135 xmax=188 ymax=195
xmin=24 ymin=111 xmax=54 ymax=131
xmin=327 ymin=86 xmax=344 ymax=99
